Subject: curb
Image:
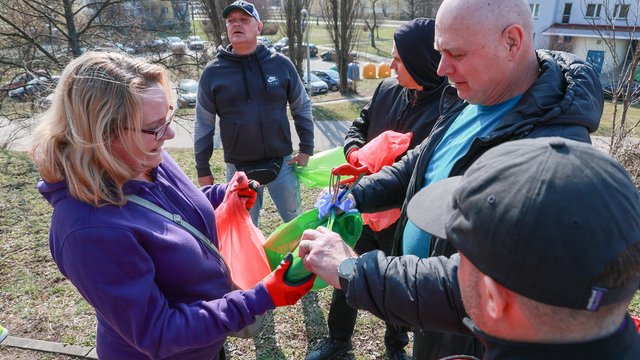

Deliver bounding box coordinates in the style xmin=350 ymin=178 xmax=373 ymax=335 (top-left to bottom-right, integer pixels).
xmin=1 ymin=336 xmax=97 ymax=359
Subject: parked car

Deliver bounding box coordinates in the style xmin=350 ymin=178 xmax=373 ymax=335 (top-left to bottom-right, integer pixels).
xmin=273 ymin=37 xmax=288 ymax=52
xmin=166 ymin=36 xmax=186 ymax=55
xmin=282 ymin=43 xmax=318 ymax=57
xmin=176 ymin=79 xmax=199 ymax=108
xmin=257 ymin=36 xmax=273 ymax=48
xmin=302 ymin=73 xmax=328 ymax=96
xmin=187 ymin=35 xmax=205 ymax=51
xmin=1 ymin=69 xmax=50 ymax=92
xmin=8 ymin=76 xmax=60 ymax=101
xmin=602 ymin=81 xmax=640 ymax=103
xmin=320 ymin=49 xmax=357 ymax=63
xmin=148 ymin=38 xmax=168 ymax=52
xmin=311 ymin=70 xmax=339 ymax=91
xmin=109 ymin=42 xmax=135 ymax=54
xmin=312 ymin=69 xmax=354 ymax=92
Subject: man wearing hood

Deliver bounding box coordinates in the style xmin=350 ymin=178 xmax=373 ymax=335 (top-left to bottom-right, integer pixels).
xmin=306 ymin=18 xmax=464 ymax=360
xmin=310 ymin=0 xmax=604 ymax=359
xmin=194 ymin=1 xmax=314 ymax=226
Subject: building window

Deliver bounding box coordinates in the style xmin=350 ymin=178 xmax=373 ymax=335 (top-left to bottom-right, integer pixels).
xmin=562 ymin=3 xmax=572 ymax=23
xmin=614 ymin=4 xmax=630 ymax=19
xmin=530 ymin=3 xmax=540 ymax=18
xmin=585 ymin=3 xmax=602 ymax=18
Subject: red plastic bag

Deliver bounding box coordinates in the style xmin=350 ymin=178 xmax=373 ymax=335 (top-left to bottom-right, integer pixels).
xmin=358 ymin=130 xmax=413 ymax=173
xmin=362 ymin=209 xmax=401 ymax=232
xmin=215 ymin=172 xmax=271 ymax=290
xmin=358 ymin=130 xmax=412 ymax=231
xmin=633 ymin=316 xmax=640 ymax=333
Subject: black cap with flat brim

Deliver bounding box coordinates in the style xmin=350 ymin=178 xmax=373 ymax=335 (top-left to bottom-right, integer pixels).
xmin=407 ymin=137 xmax=640 ymax=312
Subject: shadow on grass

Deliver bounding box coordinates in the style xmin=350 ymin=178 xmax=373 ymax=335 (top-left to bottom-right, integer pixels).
xmin=253 ymin=312 xmax=287 ymax=359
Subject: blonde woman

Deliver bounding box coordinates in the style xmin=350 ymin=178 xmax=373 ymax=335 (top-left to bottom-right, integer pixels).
xmin=31 ymin=51 xmax=314 ymax=360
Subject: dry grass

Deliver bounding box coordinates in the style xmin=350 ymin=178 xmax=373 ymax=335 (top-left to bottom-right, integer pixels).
xmin=0 ymin=148 xmax=401 ymax=359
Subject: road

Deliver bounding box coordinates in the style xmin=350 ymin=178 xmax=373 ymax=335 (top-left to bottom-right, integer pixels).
xmin=0 ymin=113 xmax=354 ymax=154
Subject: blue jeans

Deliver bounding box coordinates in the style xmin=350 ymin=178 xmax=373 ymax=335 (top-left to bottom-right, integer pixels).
xmin=226 ymin=154 xmax=302 ymax=226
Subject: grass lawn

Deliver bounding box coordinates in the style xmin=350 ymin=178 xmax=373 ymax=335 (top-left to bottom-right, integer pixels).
xmin=1 ymin=147 xmax=639 ymax=359
xmin=0 ymin=149 xmax=404 ymax=360
xmin=596 ymin=101 xmax=640 ymax=137
xmin=262 ymin=23 xmax=396 ymax=57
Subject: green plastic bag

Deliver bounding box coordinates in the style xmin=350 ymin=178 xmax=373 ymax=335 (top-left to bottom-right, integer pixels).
xmin=263 ymin=208 xmax=363 ymax=290
xmin=294 ymin=147 xmax=346 ymax=189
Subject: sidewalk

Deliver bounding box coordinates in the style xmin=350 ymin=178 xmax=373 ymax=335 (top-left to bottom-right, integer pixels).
xmin=164 ymin=97 xmax=369 ymax=152
xmin=1 ymin=335 xmax=97 ymax=359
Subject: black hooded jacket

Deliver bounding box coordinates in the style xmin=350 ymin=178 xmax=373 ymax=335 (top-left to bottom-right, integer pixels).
xmin=351 ymin=50 xmax=603 ymax=257
xmin=344 ymin=18 xmax=463 ymax=169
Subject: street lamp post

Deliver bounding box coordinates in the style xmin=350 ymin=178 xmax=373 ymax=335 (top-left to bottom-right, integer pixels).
xmin=301 ymin=9 xmax=311 ymax=96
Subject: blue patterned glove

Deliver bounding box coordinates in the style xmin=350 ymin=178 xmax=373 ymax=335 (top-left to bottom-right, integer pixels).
xmin=314 ymin=189 xmax=356 ymax=220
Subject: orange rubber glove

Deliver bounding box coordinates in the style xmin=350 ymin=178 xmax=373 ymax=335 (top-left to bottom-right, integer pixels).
xmin=346 ymin=148 xmax=362 ymax=167
xmin=263 ymin=253 xmax=316 ymax=307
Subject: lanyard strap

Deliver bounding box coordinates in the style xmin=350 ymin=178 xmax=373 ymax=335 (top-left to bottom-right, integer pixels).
xmin=125 ymin=195 xmax=221 ymax=258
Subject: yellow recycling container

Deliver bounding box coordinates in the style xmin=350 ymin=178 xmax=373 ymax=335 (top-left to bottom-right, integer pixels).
xmin=362 ymin=63 xmax=377 ymax=79
xmin=377 ymin=63 xmax=391 ymax=78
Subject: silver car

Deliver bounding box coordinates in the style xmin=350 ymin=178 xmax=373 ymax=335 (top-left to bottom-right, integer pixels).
xmin=302 ymin=73 xmax=328 ymax=96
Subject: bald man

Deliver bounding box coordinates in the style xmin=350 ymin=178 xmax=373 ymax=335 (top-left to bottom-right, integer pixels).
xmin=306 ymin=0 xmax=604 ymax=358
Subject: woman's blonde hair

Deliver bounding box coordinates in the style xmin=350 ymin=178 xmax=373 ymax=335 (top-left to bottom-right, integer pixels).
xmin=31 ymin=51 xmax=172 ymax=207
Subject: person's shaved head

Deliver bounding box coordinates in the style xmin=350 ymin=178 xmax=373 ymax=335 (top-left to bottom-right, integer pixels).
xmin=434 ymin=0 xmax=538 ymax=105
xmin=439 ymin=0 xmax=533 ymax=36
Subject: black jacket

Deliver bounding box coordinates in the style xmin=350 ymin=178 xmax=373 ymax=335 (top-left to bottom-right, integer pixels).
xmin=344 ymin=77 xmax=460 ymax=159
xmin=351 ymin=50 xmax=603 ymax=256
xmin=346 ymin=252 xmax=640 ymax=360
xmin=344 ymin=17 xmax=461 ymax=159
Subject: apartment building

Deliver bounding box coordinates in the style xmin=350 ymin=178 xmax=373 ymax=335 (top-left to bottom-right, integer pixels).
xmin=528 ymin=0 xmax=639 ymax=80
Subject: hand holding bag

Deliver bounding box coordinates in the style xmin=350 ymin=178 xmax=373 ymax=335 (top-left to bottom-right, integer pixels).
xmin=125 ymin=194 xmax=266 ymax=338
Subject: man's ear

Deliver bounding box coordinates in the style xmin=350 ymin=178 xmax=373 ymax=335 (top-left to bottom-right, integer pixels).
xmin=482 ymin=275 xmax=509 ymax=319
xmin=257 ymin=21 xmax=264 ymax=35
xmin=503 ymin=24 xmax=524 ymax=60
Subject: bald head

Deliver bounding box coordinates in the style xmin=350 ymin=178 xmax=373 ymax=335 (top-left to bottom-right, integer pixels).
xmin=434 ymin=0 xmax=538 ymax=105
xmin=437 ymin=0 xmax=533 ymax=38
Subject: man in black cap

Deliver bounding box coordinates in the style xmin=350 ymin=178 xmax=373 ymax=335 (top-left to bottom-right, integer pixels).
xmin=306 ymin=18 xmax=464 ymax=360
xmin=194 ymin=0 xmax=314 ymax=226
xmin=300 ymin=137 xmax=640 ymax=359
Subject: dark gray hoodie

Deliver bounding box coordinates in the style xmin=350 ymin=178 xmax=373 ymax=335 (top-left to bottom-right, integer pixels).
xmin=194 ymin=44 xmax=314 ymax=176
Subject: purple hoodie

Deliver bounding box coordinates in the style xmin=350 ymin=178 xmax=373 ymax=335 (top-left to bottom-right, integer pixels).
xmin=38 ymin=151 xmax=274 ymax=359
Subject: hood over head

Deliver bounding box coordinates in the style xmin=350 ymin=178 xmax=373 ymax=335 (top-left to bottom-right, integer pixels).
xmin=393 ymin=18 xmax=446 ymax=91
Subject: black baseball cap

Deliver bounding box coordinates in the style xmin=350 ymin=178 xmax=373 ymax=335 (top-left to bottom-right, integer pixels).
xmin=223 ymin=1 xmax=261 ymax=22
xmin=407 ymin=137 xmax=640 ymax=311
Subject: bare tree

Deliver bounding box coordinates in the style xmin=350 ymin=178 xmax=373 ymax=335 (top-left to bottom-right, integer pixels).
xmin=321 ymin=0 xmax=362 ymax=93
xmin=278 ymin=0 xmax=310 ymax=76
xmin=580 ymin=0 xmax=640 ymax=153
xmin=0 ymin=0 xmax=195 ymax=149
xmin=201 ymin=0 xmax=228 ymax=48
xmin=363 ymin=0 xmax=381 ymax=48
xmin=402 ymin=0 xmax=441 ymax=19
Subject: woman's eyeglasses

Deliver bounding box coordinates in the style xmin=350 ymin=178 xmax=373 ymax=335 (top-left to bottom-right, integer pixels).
xmin=137 ymin=105 xmax=175 ymax=141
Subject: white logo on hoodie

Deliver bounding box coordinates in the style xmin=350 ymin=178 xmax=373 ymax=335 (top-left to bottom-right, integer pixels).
xmin=267 ymin=75 xmax=279 ymax=86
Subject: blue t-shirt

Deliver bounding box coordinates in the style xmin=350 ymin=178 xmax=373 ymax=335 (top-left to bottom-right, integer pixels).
xmin=403 ymin=96 xmax=522 ymax=257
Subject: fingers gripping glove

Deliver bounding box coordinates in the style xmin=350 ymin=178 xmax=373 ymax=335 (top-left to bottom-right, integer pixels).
xmin=346 ymin=148 xmax=362 ymax=167
xmin=237 ymin=179 xmax=260 ymax=210
xmin=263 ymin=253 xmax=316 ymax=307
